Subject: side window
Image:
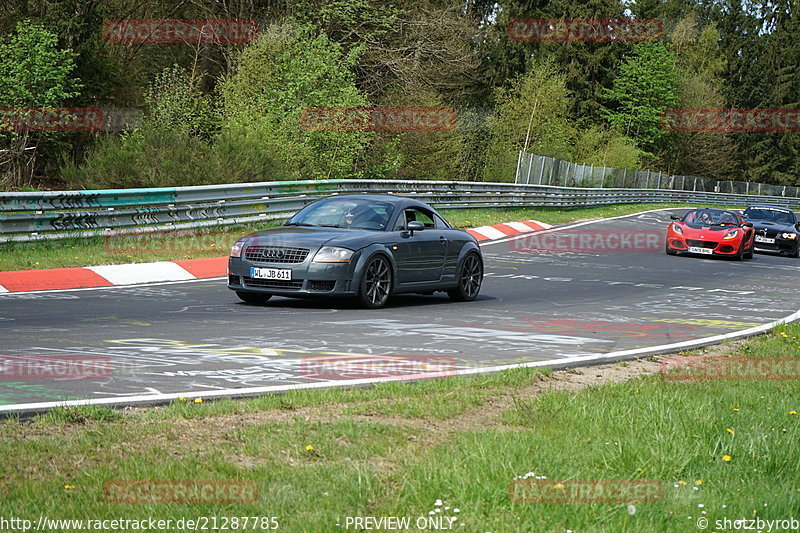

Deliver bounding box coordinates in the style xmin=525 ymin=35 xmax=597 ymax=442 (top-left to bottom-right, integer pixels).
xmin=434 ymin=214 xmax=450 ymax=229
xmin=394 ymin=208 xmax=436 ymax=230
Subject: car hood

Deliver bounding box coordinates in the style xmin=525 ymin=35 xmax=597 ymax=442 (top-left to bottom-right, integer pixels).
xmin=678 ymin=224 xmax=738 ymax=238
xmin=748 ymin=220 xmax=797 ymax=233
xmin=242 ymin=226 xmax=385 ymax=250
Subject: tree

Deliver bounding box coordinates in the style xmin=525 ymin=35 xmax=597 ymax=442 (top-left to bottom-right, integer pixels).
xmin=218 ymin=24 xmax=374 ymax=180
xmin=482 ymin=60 xmax=575 ymax=181
xmin=0 ymin=21 xmax=81 ymax=187
xmin=666 ymin=14 xmax=737 ymax=180
xmin=604 ymin=42 xmax=678 ymax=152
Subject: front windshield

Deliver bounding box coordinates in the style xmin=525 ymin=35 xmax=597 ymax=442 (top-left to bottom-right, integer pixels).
xmin=683 ymin=209 xmax=739 ymax=226
xmin=744 ymin=208 xmax=795 ymax=225
xmin=287 ymin=198 xmax=395 ymax=230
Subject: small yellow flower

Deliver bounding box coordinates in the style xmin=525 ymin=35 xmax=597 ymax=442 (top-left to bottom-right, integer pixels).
xmin=733 ymin=408 xmax=740 ymax=412
xmin=178 ymin=397 xmax=186 ymax=402
xmin=750 ymin=426 xmax=756 ymax=430
xmin=553 ymin=483 xmax=566 ymax=489
xmin=64 ymin=485 xmax=76 ymax=490
xmin=722 ymin=455 xmax=732 ymax=462
xmin=194 ymin=398 xmax=203 ymax=404
xmin=636 ymin=468 xmax=643 ymax=472
xmin=692 ymin=434 xmax=700 ymax=438
xmin=790 ymin=411 xmax=798 ymax=415
xmin=726 ymin=428 xmax=735 ymax=435
xmin=678 ymin=480 xmax=687 ymax=486
xmin=695 ymin=480 xmax=703 ymax=486
xmin=306 ymin=445 xmax=314 ymax=451
xmin=34 ymin=261 xmax=39 ymax=265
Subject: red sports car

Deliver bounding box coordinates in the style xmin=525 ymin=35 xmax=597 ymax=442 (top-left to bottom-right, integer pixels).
xmin=666 ymin=208 xmax=755 ymax=260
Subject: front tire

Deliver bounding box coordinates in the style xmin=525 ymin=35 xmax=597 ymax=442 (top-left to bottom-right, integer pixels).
xmin=665 ymin=243 xmax=677 ymax=255
xmin=359 ymin=255 xmax=392 ymax=309
xmin=448 ymin=252 xmax=483 ymax=302
xmin=236 ymin=291 xmax=272 ymax=304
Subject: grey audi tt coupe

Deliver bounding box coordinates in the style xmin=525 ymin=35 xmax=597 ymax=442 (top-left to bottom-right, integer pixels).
xmin=227 ymin=194 xmax=484 ymax=308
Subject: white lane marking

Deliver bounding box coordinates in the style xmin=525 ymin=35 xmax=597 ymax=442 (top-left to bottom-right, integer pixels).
xmin=2 ymin=307 xmax=797 ymax=414
xmin=0 ymin=284 xmax=8 ymax=293
xmin=87 ymin=262 xmax=196 ymax=285
xmin=472 ymin=225 xmax=508 ymax=240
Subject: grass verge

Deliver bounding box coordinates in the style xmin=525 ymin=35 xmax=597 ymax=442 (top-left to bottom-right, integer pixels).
xmin=0 ymin=203 xmax=696 ymax=271
xmin=1 ymin=324 xmax=798 ymax=532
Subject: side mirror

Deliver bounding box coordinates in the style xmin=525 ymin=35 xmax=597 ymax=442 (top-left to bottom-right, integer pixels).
xmin=406 ymin=221 xmax=425 ymax=235
xmin=669 ymin=215 xmax=680 ymax=220
xmin=744 ymin=222 xmax=754 ymax=228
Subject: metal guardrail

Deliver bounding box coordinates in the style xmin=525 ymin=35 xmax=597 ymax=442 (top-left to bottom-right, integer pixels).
xmin=516 ymin=150 xmax=800 ymax=198
xmin=3 ymin=179 xmax=800 ymax=243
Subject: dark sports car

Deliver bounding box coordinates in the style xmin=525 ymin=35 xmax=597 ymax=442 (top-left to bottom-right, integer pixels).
xmin=227 ymin=195 xmax=484 ymax=308
xmin=665 ymin=208 xmax=755 ymax=259
xmin=742 ymin=205 xmax=800 ymax=258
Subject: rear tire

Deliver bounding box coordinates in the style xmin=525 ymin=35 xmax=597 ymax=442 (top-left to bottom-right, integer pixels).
xmin=448 ymin=252 xmax=483 ymax=302
xmin=358 ymin=255 xmax=392 ymax=309
xmin=236 ymin=291 xmax=271 ymax=304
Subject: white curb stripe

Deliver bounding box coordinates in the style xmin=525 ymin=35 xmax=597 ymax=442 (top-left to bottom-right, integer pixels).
xmin=0 ymin=284 xmax=8 ymax=293
xmin=471 ymin=225 xmax=507 ymax=240
xmin=504 ymin=221 xmax=535 ymax=233
xmin=87 ymin=262 xmax=196 ymax=285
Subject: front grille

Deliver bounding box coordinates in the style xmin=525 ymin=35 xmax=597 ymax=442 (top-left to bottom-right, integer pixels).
xmin=244 ymin=246 xmax=309 ymax=264
xmin=309 ymin=280 xmax=335 ymax=292
xmin=243 ymin=277 xmax=303 ymax=290
xmin=686 ymin=240 xmax=719 ymax=248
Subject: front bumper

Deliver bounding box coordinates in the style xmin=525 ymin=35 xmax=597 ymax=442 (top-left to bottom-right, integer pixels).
xmin=753 ymin=236 xmax=799 ymax=254
xmin=666 ymin=236 xmax=742 ymax=256
xmin=227 ymin=255 xmax=359 ymax=297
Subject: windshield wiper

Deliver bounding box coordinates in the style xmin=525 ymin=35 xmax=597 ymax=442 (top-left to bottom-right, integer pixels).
xmin=317 ymin=224 xmax=348 ymax=228
xmin=284 ymin=222 xmax=316 ymax=227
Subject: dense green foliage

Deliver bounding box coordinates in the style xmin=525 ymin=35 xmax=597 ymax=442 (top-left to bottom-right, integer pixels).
xmin=1 ymin=1 xmax=798 ymax=188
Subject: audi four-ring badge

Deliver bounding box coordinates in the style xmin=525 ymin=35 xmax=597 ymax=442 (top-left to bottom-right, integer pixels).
xmin=227 ymin=195 xmax=484 ymax=308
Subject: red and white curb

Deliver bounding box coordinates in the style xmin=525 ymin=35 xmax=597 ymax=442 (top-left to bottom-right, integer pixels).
xmin=467 ymin=220 xmax=551 ymax=241
xmin=0 ymin=221 xmax=548 ymax=293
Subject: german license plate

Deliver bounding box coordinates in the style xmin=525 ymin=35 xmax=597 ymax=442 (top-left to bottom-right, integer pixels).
xmin=250 ymin=267 xmax=292 ymax=280
xmin=687 ymin=246 xmax=713 ymax=255
xmin=754 ymin=236 xmax=775 ymax=244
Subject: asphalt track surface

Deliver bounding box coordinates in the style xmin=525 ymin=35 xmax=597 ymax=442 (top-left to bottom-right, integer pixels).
xmin=2 ymin=208 xmax=800 ymax=413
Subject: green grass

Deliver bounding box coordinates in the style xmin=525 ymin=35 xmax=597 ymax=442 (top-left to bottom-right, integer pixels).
xmin=0 ymin=203 xmax=695 ymax=272
xmin=2 ymin=326 xmax=799 ymax=532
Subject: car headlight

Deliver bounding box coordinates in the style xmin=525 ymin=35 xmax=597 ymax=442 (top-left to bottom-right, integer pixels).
xmin=723 ymin=229 xmax=739 ymax=240
xmin=671 ymin=223 xmax=683 ymax=235
xmin=313 ymin=246 xmax=354 ymax=263
xmin=781 ymin=232 xmax=797 ymax=239
xmin=230 ymin=239 xmax=246 ymax=257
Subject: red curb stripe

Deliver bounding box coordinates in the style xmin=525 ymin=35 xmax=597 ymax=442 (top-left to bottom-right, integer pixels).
xmin=0 ymin=268 xmax=113 ymax=292
xmin=521 ymin=221 xmax=546 ymax=231
xmin=172 ymin=257 xmax=228 ymax=279
xmin=466 ymin=229 xmax=489 ymax=241
xmin=492 ymin=224 xmax=520 ymax=236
